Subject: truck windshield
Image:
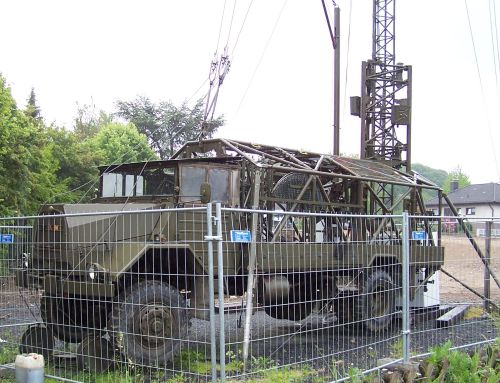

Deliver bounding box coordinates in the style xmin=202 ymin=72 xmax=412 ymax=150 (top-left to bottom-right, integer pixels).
xmin=101 ymin=167 xmax=175 ymax=197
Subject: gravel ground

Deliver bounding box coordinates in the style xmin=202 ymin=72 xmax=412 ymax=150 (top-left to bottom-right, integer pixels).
xmin=183 ymin=307 xmax=498 ymax=377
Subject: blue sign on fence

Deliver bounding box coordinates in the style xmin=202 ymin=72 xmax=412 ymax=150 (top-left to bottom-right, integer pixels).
xmin=230 ymin=230 xmax=252 ymax=243
xmin=0 ymin=234 xmax=14 ymax=244
xmin=412 ymin=231 xmax=427 ymax=241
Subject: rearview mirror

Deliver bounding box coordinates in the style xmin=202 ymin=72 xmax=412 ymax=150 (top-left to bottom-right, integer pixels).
xmin=200 ymin=182 xmax=211 ymax=204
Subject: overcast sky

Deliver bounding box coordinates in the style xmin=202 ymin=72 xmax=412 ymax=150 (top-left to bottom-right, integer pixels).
xmin=2 ymin=0 xmax=499 ymax=183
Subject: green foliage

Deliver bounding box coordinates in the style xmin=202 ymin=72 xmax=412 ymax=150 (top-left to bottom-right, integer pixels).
xmin=25 ymin=87 xmax=41 ymax=120
xmin=86 ymin=122 xmax=158 ymax=165
xmin=0 ymin=343 xmax=18 ymax=365
xmin=44 ymin=126 xmax=99 ymax=203
xmin=73 ymin=102 xmax=113 ymax=140
xmin=115 ymin=97 xmax=224 ymax=159
xmin=425 ymin=340 xmax=500 ymax=383
xmin=443 ymin=166 xmax=471 ymax=194
xmin=413 ymin=163 xmax=448 ymax=187
xmin=0 ymin=75 xmax=166 ymax=212
xmin=412 ymin=163 xmax=449 ymax=202
xmin=0 ymin=75 xmax=63 ymax=215
xmin=347 ymin=366 xmax=364 ymax=383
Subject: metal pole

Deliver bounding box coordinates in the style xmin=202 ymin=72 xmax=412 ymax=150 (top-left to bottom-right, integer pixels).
xmin=205 ymin=204 xmax=217 ymax=383
xmin=401 ymin=212 xmax=410 ymax=363
xmin=333 ymin=6 xmax=341 ymax=155
xmin=484 ymin=220 xmax=492 ymax=312
xmin=215 ymin=203 xmax=226 ymax=380
xmin=242 ymin=170 xmax=262 ymax=371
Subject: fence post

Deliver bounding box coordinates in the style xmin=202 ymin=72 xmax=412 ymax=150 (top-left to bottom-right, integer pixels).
xmin=205 ymin=204 xmax=218 ymax=383
xmin=401 ymin=212 xmax=411 ymax=363
xmin=215 ymin=203 xmax=226 ymax=381
xmin=242 ymin=170 xmax=261 ymax=372
xmin=484 ymin=220 xmax=492 ymax=312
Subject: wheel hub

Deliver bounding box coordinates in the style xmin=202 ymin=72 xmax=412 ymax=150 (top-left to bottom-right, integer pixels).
xmin=136 ymin=305 xmax=173 ymax=349
xmin=372 ymin=291 xmax=389 ymax=316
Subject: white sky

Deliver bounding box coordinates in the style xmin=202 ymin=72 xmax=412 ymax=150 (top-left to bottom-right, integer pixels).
xmin=2 ymin=0 xmax=500 ymax=183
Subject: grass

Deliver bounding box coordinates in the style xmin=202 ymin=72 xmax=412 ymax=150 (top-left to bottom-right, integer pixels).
xmin=423 ymin=339 xmax=500 ymax=383
xmin=464 ymin=306 xmax=486 ymax=320
xmin=0 ymin=343 xmax=18 ymax=365
xmin=2 ymin=338 xmax=499 ymax=382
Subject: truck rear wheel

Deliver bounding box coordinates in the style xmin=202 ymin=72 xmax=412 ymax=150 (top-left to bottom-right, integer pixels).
xmin=41 ymin=296 xmax=107 ymax=343
xmin=109 ymin=280 xmax=189 ymax=365
xmin=261 ymin=275 xmax=314 ymax=322
xmin=355 ymin=269 xmax=397 ymax=332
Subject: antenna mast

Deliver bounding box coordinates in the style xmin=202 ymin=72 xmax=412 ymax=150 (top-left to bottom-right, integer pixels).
xmin=351 ymin=0 xmax=412 ymax=211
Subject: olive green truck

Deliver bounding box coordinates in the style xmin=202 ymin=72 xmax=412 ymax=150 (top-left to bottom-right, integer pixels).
xmin=16 ymin=138 xmax=444 ymax=365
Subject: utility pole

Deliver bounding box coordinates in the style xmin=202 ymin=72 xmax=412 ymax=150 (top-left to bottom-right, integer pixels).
xmin=322 ymin=1 xmax=341 ymax=155
xmin=351 ymin=0 xmax=412 ymax=212
xmin=333 ymin=6 xmax=340 ymax=156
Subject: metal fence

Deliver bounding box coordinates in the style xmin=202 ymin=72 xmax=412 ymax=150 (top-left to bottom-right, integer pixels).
xmin=0 ymin=206 xmax=498 ymax=382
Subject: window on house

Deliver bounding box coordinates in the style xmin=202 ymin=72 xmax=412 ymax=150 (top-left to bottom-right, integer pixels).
xmin=466 ymin=207 xmax=476 ymax=215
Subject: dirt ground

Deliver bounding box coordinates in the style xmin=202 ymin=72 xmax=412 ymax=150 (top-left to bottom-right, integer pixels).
xmin=439 ymin=235 xmax=500 ymax=303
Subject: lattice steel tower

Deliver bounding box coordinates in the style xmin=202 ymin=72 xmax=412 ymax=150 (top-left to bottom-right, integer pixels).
xmin=351 ymin=0 xmax=412 ymax=212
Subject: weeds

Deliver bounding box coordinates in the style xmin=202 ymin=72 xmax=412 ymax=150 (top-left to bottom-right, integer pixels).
xmin=464 ymin=306 xmax=485 ymax=320
xmin=0 ymin=343 xmax=18 ymax=365
xmin=423 ymin=340 xmax=500 ymax=382
xmin=389 ymin=338 xmax=403 ymax=358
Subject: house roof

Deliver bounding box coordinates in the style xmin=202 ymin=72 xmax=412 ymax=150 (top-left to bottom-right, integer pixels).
xmin=427 ymin=183 xmax=500 ymax=206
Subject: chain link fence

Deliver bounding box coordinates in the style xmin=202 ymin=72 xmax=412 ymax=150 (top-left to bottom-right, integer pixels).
xmin=0 ymin=206 xmax=497 ymax=382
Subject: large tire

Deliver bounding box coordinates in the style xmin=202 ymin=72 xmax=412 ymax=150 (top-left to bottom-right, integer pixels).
xmin=264 ymin=296 xmax=313 ymax=322
xmin=109 ymin=280 xmax=189 ymax=366
xmin=355 ymin=270 xmax=397 ymax=332
xmin=41 ymin=296 xmax=108 ymax=343
xmin=261 ymin=275 xmax=314 ymax=322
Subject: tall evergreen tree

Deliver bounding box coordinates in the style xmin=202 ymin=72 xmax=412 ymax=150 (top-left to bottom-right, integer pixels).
xmin=25 ymin=87 xmax=41 ymax=120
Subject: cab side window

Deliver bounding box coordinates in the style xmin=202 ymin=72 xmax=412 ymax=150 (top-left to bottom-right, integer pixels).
xmin=179 ymin=165 xmax=237 ymax=204
xmin=180 ymin=167 xmax=206 ymax=202
xmin=209 ymin=168 xmax=230 ymax=202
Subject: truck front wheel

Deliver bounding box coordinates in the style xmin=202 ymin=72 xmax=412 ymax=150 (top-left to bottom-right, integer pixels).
xmin=355 ymin=269 xmax=397 ymax=332
xmin=109 ymin=280 xmax=189 ymax=365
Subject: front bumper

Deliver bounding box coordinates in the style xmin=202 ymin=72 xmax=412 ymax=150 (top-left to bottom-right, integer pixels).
xmin=15 ymin=269 xmax=115 ymax=298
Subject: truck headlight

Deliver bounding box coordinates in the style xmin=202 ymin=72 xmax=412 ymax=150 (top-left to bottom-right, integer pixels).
xmin=22 ymin=253 xmax=30 ymax=269
xmin=88 ymin=265 xmax=96 ymax=280
xmin=87 ymin=263 xmax=107 ymax=282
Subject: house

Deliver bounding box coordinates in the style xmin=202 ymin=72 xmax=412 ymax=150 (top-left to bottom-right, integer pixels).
xmin=426 ymin=182 xmax=500 ymax=236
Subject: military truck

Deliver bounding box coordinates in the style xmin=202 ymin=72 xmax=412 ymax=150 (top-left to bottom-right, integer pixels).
xmin=16 ymin=138 xmax=444 ymax=365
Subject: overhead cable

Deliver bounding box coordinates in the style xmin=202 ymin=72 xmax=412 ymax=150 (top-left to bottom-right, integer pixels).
xmin=464 ymin=0 xmax=500 ymax=182
xmin=342 ymin=0 xmax=353 ymax=117
xmin=234 ymin=0 xmax=289 ymax=117
xmin=231 ymin=0 xmax=255 ymax=57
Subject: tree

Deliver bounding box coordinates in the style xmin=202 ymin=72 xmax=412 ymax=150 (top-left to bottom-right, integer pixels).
xmin=45 ymin=126 xmax=99 ymax=203
xmin=86 ymin=122 xmax=157 ymax=165
xmin=25 ymin=87 xmax=41 ymax=120
xmin=73 ymin=102 xmax=113 ymax=140
xmin=0 ymin=75 xmax=61 ymax=215
xmin=115 ymin=97 xmax=224 ymax=159
xmin=443 ymin=166 xmax=471 ymax=194
xmin=411 ymin=163 xmax=448 ymax=201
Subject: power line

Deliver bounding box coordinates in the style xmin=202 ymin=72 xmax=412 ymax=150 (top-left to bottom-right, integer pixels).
xmin=342 ymin=0 xmax=353 ymax=117
xmin=489 ymin=0 xmax=500 ymax=101
xmin=186 ymin=78 xmax=209 ymax=104
xmin=234 ymin=0 xmax=289 ymax=117
xmin=464 ymin=0 xmax=500 ymax=182
xmin=231 ymin=0 xmax=255 ymax=57
xmin=225 ymin=0 xmax=238 ymax=50
xmin=215 ymin=0 xmax=228 ymax=56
